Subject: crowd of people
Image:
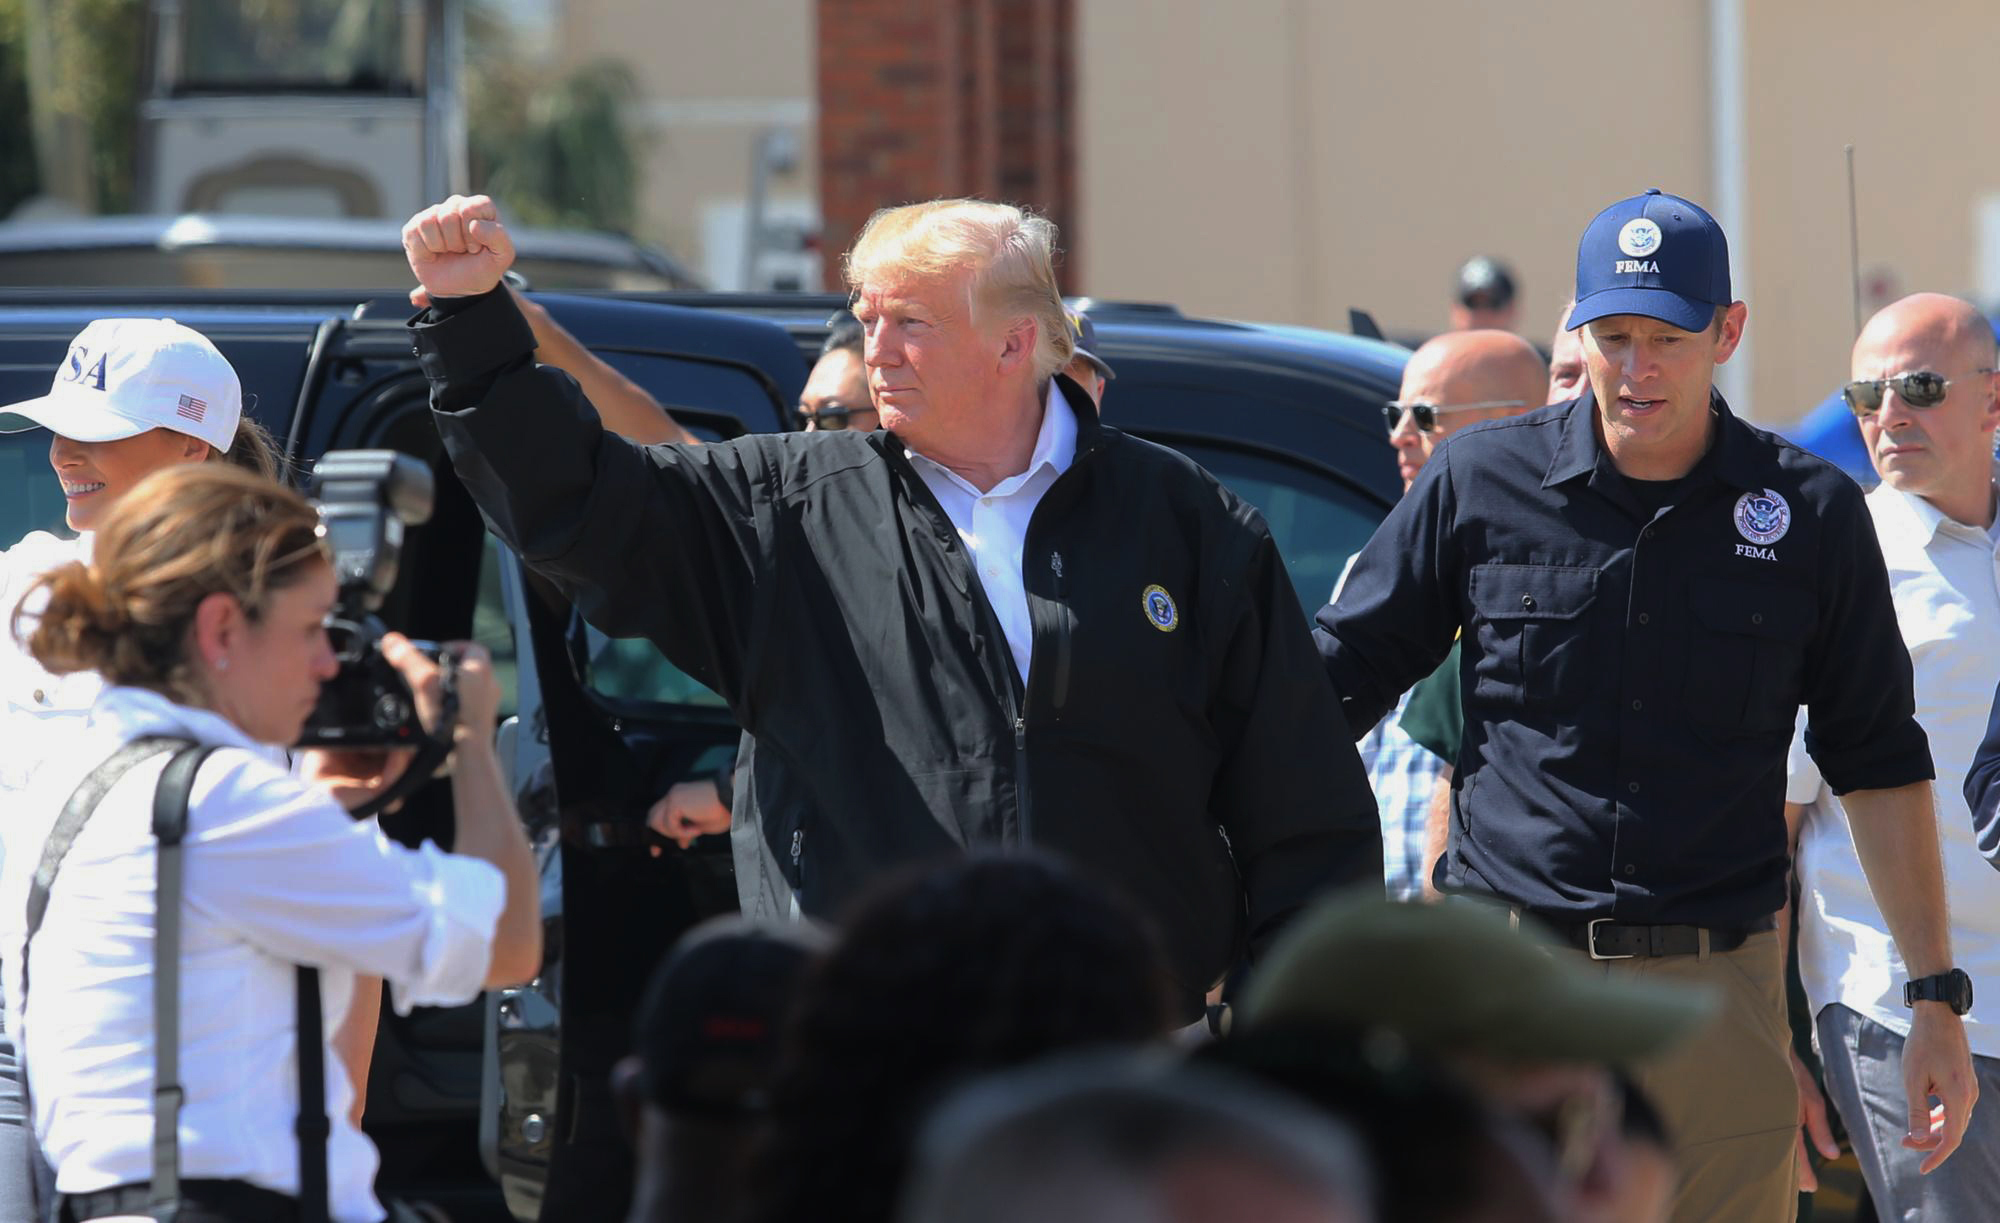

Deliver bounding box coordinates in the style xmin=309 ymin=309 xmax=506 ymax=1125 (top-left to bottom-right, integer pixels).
xmin=0 ymin=178 xmax=1993 ymax=1223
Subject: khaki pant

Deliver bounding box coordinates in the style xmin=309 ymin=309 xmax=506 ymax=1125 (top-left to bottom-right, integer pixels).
xmin=1558 ymin=928 xmax=1798 ymax=1223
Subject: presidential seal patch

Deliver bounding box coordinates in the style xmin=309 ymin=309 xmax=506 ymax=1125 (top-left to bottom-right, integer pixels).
xmin=1142 ymin=584 xmax=1178 ymax=632
xmin=1733 ymin=489 xmax=1791 ymax=545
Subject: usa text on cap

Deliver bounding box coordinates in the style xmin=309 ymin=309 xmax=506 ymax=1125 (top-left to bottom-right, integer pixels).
xmin=0 ymin=318 xmax=243 ymax=455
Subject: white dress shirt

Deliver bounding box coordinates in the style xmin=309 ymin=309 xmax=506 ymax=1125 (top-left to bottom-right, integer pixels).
xmin=0 ymin=686 xmax=506 ymax=1221
xmin=1787 ymin=467 xmax=2000 ymax=1057
xmin=0 ymin=531 xmax=103 ymax=798
xmin=905 ymin=383 xmax=1076 ymax=685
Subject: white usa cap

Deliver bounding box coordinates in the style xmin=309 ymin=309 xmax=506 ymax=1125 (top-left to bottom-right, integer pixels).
xmin=0 ymin=318 xmax=242 ymax=454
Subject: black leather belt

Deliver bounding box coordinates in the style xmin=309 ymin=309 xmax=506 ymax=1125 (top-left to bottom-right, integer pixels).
xmin=60 ymin=1178 xmax=299 ymax=1222
xmin=1552 ymin=914 xmax=1777 ymax=960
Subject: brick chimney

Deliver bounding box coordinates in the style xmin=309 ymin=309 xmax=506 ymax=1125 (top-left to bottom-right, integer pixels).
xmin=816 ymin=0 xmax=1077 ymax=293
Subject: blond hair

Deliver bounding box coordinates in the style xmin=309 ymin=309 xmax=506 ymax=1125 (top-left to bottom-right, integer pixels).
xmin=844 ymin=200 xmax=1075 ymax=381
xmin=17 ymin=464 xmax=327 ymax=705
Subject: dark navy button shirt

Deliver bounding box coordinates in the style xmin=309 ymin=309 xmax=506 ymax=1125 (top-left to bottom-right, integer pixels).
xmin=1316 ymin=388 xmax=1933 ymax=926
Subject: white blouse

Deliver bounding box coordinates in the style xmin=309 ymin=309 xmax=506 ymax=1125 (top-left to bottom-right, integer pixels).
xmin=0 ymin=685 xmax=505 ymax=1222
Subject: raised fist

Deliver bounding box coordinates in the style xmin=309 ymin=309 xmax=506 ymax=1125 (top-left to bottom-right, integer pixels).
xmin=402 ymin=195 xmax=516 ymax=301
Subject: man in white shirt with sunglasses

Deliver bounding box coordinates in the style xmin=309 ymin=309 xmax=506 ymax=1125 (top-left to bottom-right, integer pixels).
xmin=1787 ymin=292 xmax=2000 ymax=1219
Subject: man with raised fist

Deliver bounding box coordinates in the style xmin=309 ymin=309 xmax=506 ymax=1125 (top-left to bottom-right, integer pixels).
xmin=401 ymin=194 xmax=1382 ymax=1025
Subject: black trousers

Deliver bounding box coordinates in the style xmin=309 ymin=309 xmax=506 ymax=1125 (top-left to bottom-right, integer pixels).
xmin=58 ymin=1179 xmax=297 ymax=1223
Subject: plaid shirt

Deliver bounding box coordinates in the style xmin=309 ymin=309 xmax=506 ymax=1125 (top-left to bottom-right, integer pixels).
xmin=1359 ymin=690 xmax=1445 ymax=901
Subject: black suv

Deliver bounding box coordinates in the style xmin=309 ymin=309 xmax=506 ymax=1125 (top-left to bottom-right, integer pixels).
xmin=0 ymin=290 xmax=1406 ymax=1221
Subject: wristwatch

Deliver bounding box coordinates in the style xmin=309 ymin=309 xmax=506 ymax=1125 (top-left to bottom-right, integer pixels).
xmin=1904 ymin=969 xmax=1974 ymax=1016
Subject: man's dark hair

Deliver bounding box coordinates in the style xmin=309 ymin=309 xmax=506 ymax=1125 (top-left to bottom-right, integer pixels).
xmin=823 ymin=309 xmax=865 ymax=358
xmin=743 ymin=853 xmax=1176 ymax=1223
xmin=621 ymin=917 xmax=826 ymax=1223
xmin=631 ymin=916 xmax=825 ymax=1118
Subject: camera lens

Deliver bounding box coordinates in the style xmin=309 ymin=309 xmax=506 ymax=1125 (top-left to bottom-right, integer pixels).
xmin=373 ymin=693 xmax=409 ymax=731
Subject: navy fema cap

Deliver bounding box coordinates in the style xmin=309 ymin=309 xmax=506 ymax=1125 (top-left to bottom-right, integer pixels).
xmin=1569 ymin=188 xmax=1731 ymax=334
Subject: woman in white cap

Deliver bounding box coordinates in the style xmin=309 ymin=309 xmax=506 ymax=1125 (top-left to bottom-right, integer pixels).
xmin=1 ymin=318 xmax=285 ymax=769
xmin=0 ymin=318 xmax=283 ymax=1220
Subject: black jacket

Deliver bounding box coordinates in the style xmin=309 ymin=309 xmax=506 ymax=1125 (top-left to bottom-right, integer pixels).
xmin=415 ymin=288 xmax=1381 ymax=1014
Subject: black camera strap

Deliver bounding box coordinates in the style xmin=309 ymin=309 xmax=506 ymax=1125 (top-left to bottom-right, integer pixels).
xmin=149 ymin=741 xmax=222 ymax=1219
xmin=23 ymin=735 xmax=192 ymax=1222
xmin=22 ymin=737 xmax=189 ymax=998
xmin=24 ymin=737 xmax=333 ymax=1223
xmin=292 ymin=965 xmax=330 ymax=1223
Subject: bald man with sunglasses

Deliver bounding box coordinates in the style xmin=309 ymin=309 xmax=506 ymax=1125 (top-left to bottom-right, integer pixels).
xmin=1786 ymin=293 xmax=2000 ymax=1220
xmin=1384 ymin=330 xmax=1546 ymax=493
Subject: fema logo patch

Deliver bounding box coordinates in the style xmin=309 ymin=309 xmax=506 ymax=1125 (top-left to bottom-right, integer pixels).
xmin=1733 ymin=489 xmax=1791 ymax=545
xmin=1618 ymin=219 xmax=1663 ymax=258
xmin=1142 ymin=584 xmax=1178 ymax=632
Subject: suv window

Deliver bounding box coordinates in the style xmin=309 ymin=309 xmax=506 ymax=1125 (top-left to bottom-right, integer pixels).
xmin=472 ymin=529 xmax=725 ymax=714
xmin=1165 ymin=438 xmax=1385 ymax=614
xmin=586 ymin=630 xmax=726 ymax=709
xmin=0 ymin=434 xmax=69 ymax=549
xmin=471 ymin=533 xmax=521 ymax=723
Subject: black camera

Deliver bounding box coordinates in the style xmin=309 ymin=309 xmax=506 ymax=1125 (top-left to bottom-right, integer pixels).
xmin=294 ymin=450 xmax=438 ymax=748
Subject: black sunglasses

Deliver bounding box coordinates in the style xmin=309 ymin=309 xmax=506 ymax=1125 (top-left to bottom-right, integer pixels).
xmin=1842 ymin=368 xmax=1994 ymax=415
xmin=1382 ymin=399 xmax=1525 ymax=435
xmin=798 ymin=401 xmax=873 ymax=431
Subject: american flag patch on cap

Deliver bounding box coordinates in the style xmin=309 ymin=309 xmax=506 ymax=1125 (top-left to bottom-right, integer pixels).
xmin=176 ymin=394 xmax=206 ymax=422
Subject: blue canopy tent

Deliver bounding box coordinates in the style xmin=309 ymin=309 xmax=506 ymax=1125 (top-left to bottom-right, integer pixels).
xmin=1780 ymin=391 xmax=1874 ymax=484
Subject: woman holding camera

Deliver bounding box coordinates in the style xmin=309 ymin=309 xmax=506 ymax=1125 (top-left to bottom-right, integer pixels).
xmin=0 ymin=463 xmax=540 ymax=1223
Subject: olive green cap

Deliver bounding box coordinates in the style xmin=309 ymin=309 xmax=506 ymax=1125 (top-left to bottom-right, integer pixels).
xmin=1237 ymin=892 xmax=1721 ymax=1066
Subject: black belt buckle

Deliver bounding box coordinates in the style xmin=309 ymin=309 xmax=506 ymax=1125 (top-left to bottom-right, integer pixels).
xmin=1586 ymin=917 xmax=1635 ymax=961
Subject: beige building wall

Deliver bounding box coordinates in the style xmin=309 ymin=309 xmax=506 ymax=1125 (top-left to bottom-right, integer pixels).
xmin=1740 ymin=0 xmax=2000 ymax=419
xmin=526 ymin=0 xmax=2000 ymax=418
xmin=549 ymin=0 xmax=821 ymax=289
xmin=1078 ymin=0 xmax=2000 ymax=426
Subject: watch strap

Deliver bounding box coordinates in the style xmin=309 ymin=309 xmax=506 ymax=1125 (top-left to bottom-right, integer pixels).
xmin=1905 ymin=969 xmax=1972 ymax=1015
